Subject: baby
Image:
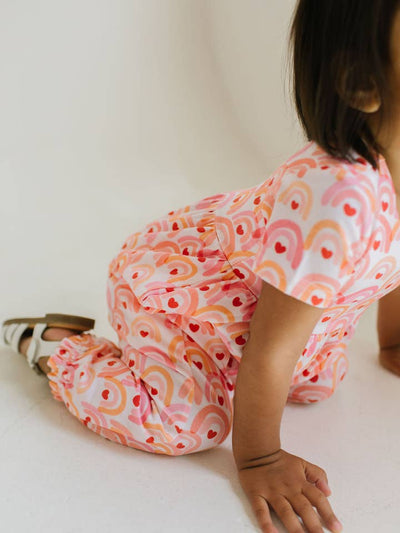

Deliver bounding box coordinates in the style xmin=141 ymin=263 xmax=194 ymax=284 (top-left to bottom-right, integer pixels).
xmin=3 ymin=1 xmax=400 ymax=532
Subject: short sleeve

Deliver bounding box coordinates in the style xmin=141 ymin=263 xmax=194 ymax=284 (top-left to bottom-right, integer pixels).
xmin=252 ymin=166 xmax=374 ymax=309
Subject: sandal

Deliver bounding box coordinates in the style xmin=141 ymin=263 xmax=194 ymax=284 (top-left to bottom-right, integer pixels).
xmin=1 ymin=313 xmax=95 ymax=376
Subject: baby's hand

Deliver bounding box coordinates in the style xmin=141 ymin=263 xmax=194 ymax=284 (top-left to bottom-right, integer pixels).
xmin=379 ymin=346 xmax=400 ymax=376
xmin=236 ymin=448 xmax=343 ymax=533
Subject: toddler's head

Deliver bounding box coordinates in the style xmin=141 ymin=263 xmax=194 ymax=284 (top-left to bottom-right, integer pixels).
xmin=287 ymin=0 xmax=400 ymax=170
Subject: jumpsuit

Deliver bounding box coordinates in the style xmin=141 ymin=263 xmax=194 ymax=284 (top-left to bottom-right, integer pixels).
xmin=46 ymin=140 xmax=400 ymax=456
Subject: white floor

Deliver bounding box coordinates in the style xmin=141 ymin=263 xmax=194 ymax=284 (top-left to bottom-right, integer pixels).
xmin=1 ymin=302 xmax=399 ymax=533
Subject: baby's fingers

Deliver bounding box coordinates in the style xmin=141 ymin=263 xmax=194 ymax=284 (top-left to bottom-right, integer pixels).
xmin=302 ymin=485 xmax=343 ymax=532
xmin=249 ymin=495 xmax=279 ymax=533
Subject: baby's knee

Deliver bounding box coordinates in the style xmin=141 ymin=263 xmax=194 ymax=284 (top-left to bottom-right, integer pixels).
xmin=287 ymin=382 xmax=338 ymax=404
xmin=150 ymin=403 xmax=233 ymax=456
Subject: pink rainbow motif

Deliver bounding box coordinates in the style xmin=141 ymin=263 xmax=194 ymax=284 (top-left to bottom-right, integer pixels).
xmin=253 ymin=259 xmax=286 ymax=289
xmin=327 ymin=181 xmax=373 ymax=235
xmin=371 ymin=224 xmax=391 ymax=253
xmin=366 ymin=255 xmax=397 ymax=281
xmin=278 ymin=180 xmax=313 ymax=220
xmin=285 ymin=156 xmax=318 ymax=178
xmin=81 ymin=401 xmax=109 ymax=427
xmin=264 ymin=219 xmax=304 ymax=269
xmin=190 ymin=404 xmax=232 ymax=442
xmin=380 ymin=182 xmax=397 ymax=217
xmin=290 ymin=273 xmax=341 ymax=307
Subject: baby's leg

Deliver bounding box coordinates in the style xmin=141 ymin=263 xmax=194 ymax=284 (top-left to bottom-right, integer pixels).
xmin=46 ymin=276 xmax=233 ymax=456
xmin=287 ymin=342 xmax=349 ymax=404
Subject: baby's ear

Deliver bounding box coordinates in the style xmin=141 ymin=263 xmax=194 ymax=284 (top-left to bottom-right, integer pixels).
xmin=332 ymin=54 xmax=381 ymax=113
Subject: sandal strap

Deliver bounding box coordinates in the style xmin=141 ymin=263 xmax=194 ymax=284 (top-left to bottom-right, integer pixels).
xmin=26 ymin=323 xmax=62 ymax=372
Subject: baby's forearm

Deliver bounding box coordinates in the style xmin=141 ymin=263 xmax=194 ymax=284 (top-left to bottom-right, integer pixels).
xmin=232 ymin=340 xmax=296 ymax=469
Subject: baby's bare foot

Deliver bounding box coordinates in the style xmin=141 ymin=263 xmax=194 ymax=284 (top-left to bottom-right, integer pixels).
xmin=19 ymin=327 xmax=81 ymax=375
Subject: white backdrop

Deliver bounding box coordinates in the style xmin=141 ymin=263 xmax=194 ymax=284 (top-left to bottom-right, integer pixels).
xmin=0 ymin=0 xmax=299 ymax=337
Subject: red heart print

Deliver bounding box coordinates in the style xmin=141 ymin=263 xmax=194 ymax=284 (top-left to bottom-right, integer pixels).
xmin=200 ymin=285 xmax=209 ymax=291
xmin=310 ymin=375 xmax=319 ymax=382
xmin=302 ymin=349 xmax=307 ymax=355
xmin=151 ymin=387 xmax=158 ymax=395
xmin=102 ymin=389 xmax=110 ymax=400
xmin=131 ymin=272 xmax=139 ymax=279
xmin=344 ymin=204 xmax=356 ymax=216
xmin=59 ymin=349 xmax=66 ymax=355
xmin=147 ymin=228 xmax=154 ymax=233
xmin=302 ymin=369 xmax=310 ymax=376
xmin=215 ymin=352 xmax=224 ymax=360
xmin=194 ymin=361 xmax=203 ymax=370
xmin=80 ymin=371 xmax=84 ymax=377
xmin=376 ymin=273 xmax=383 ymax=279
xmin=140 ymin=330 xmax=149 ymax=337
xmin=207 ymin=429 xmax=217 ymax=439
xmin=168 ymin=211 xmax=175 ymax=215
xmin=183 ymin=354 xmax=189 ymax=362
xmin=232 ymin=297 xmax=242 ymax=306
xmin=382 ymin=201 xmax=388 ymax=211
xmin=236 ymin=225 xmax=244 ymax=235
xmin=170 ymin=268 xmax=178 ymax=275
xmin=311 ymin=295 xmax=323 ymax=305
xmin=172 ymin=222 xmax=179 ymax=230
xmin=168 ymin=297 xmax=179 ymax=308
xmin=146 ymin=436 xmax=154 ymax=443
xmin=275 ymin=241 xmax=286 ymax=253
xmin=122 ymin=301 xmax=127 ymax=309
xmin=227 ymin=357 xmax=234 ymax=368
xmin=175 ymin=425 xmax=183 ymax=433
xmin=197 ymin=227 xmax=206 ymax=233
xmin=227 ymin=382 xmax=234 ymax=391
xmin=176 ymin=443 xmax=185 ymax=449
xmin=321 ymin=247 xmax=333 ymax=259
xmin=254 ymin=196 xmax=261 ymax=205
xmin=182 ymin=247 xmax=189 ymax=255
xmin=218 ymin=396 xmax=224 ymax=406
xmin=373 ymin=240 xmax=380 ymax=250
xmin=235 ymin=335 xmax=246 ymax=345
xmin=233 ymin=268 xmax=245 ymax=279
xmin=133 ymin=395 xmax=140 ymax=407
xmin=129 ymin=360 xmax=135 ymax=367
xmin=291 ymin=200 xmax=299 ymax=210
xmin=189 ymin=323 xmax=199 ymax=332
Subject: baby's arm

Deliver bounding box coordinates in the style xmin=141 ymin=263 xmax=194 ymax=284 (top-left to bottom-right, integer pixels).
xmin=377 ymin=286 xmax=400 ymax=376
xmin=377 ymin=284 xmax=400 ymax=349
xmin=232 ymin=281 xmax=343 ymax=533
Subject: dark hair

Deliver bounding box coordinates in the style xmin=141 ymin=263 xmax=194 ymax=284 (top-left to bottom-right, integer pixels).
xmin=286 ymin=0 xmax=400 ymax=170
